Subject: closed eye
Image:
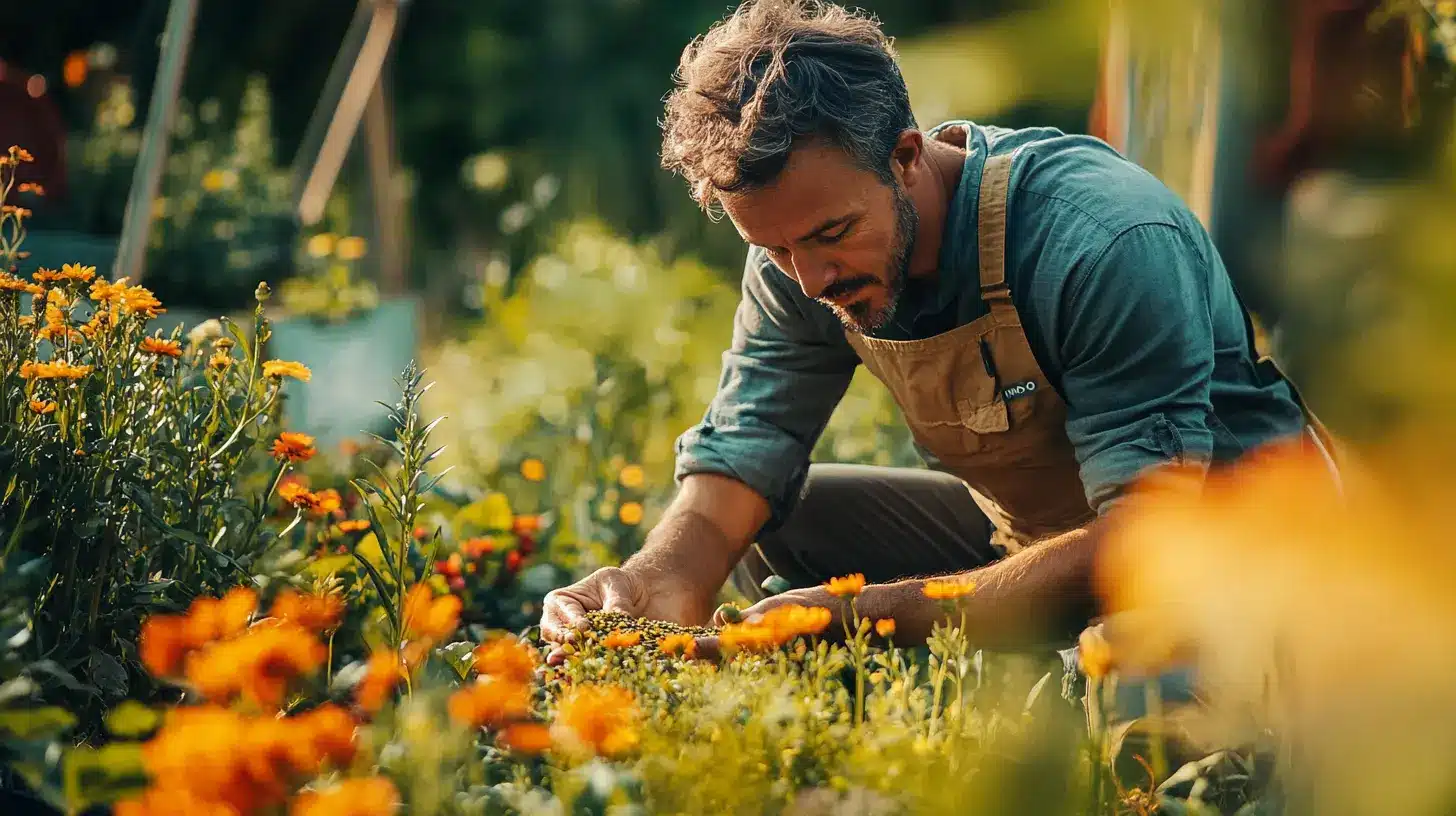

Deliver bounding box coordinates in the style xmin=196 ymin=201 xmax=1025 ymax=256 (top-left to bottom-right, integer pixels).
xmin=818 ymin=223 xmax=852 ymax=243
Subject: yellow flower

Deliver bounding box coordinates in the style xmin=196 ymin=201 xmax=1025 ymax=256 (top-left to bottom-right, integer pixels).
xmin=719 ymin=604 xmax=833 ymax=652
xmin=0 ymin=272 xmax=41 ymax=294
xmin=28 ymin=400 xmax=56 ymax=415
xmin=270 ymin=431 xmax=317 ymax=463
xmin=825 ymin=573 xmax=865 ymax=597
xmin=448 ymin=678 xmax=531 ymax=729
xmin=1077 ymin=625 xmax=1114 ymax=680
xmin=922 ymin=577 xmax=977 ymax=600
xmin=290 ymin=777 xmax=400 ymax=816
xmin=618 ymin=464 xmax=645 ymax=489
xmin=602 ymin=630 xmax=641 ymax=649
xmin=874 ymin=618 xmax=896 ymax=638
xmin=552 ymin=685 xmax=639 ymax=758
xmin=122 ymin=284 xmax=164 ymax=317
xmin=520 ymin=458 xmax=546 ymax=482
xmin=658 ymin=633 xmax=697 ymax=658
xmin=138 ymin=336 xmax=183 ymax=358
xmin=618 ymin=501 xmax=644 ymax=526
xmin=497 ymin=722 xmax=553 ymax=755
xmin=208 ymin=351 xmax=233 ymax=371
xmin=336 ymin=236 xmax=367 ymax=260
xmin=306 ymin=233 xmax=337 ymax=258
xmin=60 ymin=263 xmax=96 ymax=282
xmin=473 ymin=636 xmax=538 ymax=683
xmin=268 ymin=590 xmax=344 ymax=634
xmin=201 ymin=169 xmax=226 ymax=192
xmin=335 ymin=519 xmax=371 ymax=534
xmin=262 ymin=360 xmax=312 ymax=381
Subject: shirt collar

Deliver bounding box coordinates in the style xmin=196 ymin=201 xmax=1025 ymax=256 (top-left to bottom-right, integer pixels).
xmin=923 ymin=120 xmax=989 ymax=319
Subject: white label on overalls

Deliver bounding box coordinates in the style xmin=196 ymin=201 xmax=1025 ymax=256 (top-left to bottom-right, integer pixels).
xmin=1002 ymin=380 xmax=1037 ymax=402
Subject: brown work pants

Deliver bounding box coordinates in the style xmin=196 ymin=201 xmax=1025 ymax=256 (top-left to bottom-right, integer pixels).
xmin=731 ymin=463 xmax=1007 ymax=602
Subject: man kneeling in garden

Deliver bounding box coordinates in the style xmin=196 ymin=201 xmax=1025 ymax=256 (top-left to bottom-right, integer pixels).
xmin=540 ymin=0 xmax=1336 ymax=659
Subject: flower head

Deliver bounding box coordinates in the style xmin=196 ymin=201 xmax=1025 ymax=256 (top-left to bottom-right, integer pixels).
xmin=139 ymin=336 xmax=183 ymax=358
xmin=520 ymin=458 xmax=545 ymax=482
xmin=448 ymin=679 xmax=531 ymax=729
xmin=552 ymin=685 xmax=639 ymax=758
xmin=618 ymin=502 xmax=644 ymax=526
xmin=401 ymin=584 xmax=462 ymax=643
xmin=28 ymin=400 xmax=56 ymax=415
xmin=19 ymin=360 xmax=92 ymax=380
xmin=355 ymin=651 xmax=403 ymax=713
xmin=602 ymin=630 xmax=642 ymax=649
xmin=922 ymin=576 xmax=977 ymax=600
xmin=497 ymin=722 xmax=553 ymax=755
xmin=185 ymin=620 xmax=327 ymax=708
xmin=139 ymin=588 xmax=259 ymax=679
xmin=875 ymin=618 xmax=896 ymax=638
xmin=473 ymin=636 xmax=537 ymax=683
xmin=825 ymin=573 xmax=866 ymax=598
xmin=290 ymin=776 xmax=399 ymax=816
xmin=1077 ymin=625 xmax=1114 ymax=680
xmin=270 ymin=432 xmax=317 ymax=463
xmin=618 ymin=464 xmax=645 ymax=488
xmin=263 ymin=360 xmax=312 ymax=381
xmin=335 ymin=519 xmax=370 ymax=534
xmin=658 ymin=633 xmax=697 ymax=658
xmin=208 ymin=351 xmax=234 ymax=371
xmin=269 ymin=590 xmax=344 ymax=633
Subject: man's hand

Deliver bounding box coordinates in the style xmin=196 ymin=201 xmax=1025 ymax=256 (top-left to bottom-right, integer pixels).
xmin=540 ymin=567 xmax=705 ymax=665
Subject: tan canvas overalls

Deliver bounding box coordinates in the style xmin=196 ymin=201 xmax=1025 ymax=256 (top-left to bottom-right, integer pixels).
xmin=844 ymin=149 xmax=1343 ymax=555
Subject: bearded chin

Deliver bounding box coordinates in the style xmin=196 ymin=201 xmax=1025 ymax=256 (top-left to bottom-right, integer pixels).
xmin=834 ymin=185 xmax=917 ymax=335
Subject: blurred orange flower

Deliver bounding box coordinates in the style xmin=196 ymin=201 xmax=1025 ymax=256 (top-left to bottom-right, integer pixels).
xmin=519 ymin=458 xmax=546 ymax=482
xmin=28 ymin=400 xmax=56 ymax=415
xmin=874 ymin=618 xmax=896 ymax=638
xmin=658 ymin=633 xmax=697 ymax=658
xmin=263 ymin=360 xmax=312 ymax=381
xmin=185 ymin=621 xmax=326 ymax=708
xmin=355 ymin=651 xmax=402 ymax=714
xmin=602 ymin=630 xmax=641 ymax=649
xmin=269 ymin=590 xmax=344 ymax=634
xmin=473 ymin=636 xmax=537 ymax=683
xmin=139 ymin=336 xmax=183 ymax=358
xmin=922 ymin=576 xmax=977 ymax=600
xmin=448 ymin=679 xmax=531 ymax=729
xmin=497 ymin=722 xmax=553 ymax=755
xmin=290 ymin=776 xmax=399 ymax=816
xmin=552 ymin=685 xmax=639 ymax=758
xmin=401 ymin=584 xmax=461 ymax=642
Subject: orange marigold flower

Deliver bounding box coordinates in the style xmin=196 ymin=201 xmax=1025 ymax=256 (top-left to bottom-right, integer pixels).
xmin=355 ymin=651 xmax=403 ymax=714
xmin=875 ymin=618 xmax=896 ymax=638
xmin=718 ymin=604 xmax=833 ymax=653
xmin=0 ymin=272 xmax=40 ymax=293
xmin=17 ymin=182 xmax=43 ymax=195
xmin=138 ymin=588 xmax=258 ymax=679
xmin=473 ymin=636 xmax=538 ymax=683
xmin=335 ymin=519 xmax=370 ymax=534
xmin=0 ymin=205 xmax=31 ymax=218
xmin=825 ymin=573 xmax=866 ymax=597
xmin=18 ymin=360 xmax=92 ymax=380
xmin=262 ymin=360 xmax=312 ymax=381
xmin=602 ymin=630 xmax=641 ymax=649
xmin=208 ymin=351 xmax=234 ymax=371
xmin=186 ymin=621 xmax=327 ymax=708
xmin=512 ymin=514 xmax=541 ymax=536
xmin=89 ymin=277 xmax=127 ymax=304
xmin=311 ymin=488 xmax=342 ymax=516
xmin=401 ymin=584 xmax=461 ymax=642
xmin=28 ymin=399 xmax=56 ymax=415
xmin=269 ymin=590 xmax=344 ymax=633
xmin=278 ymin=479 xmax=313 ymax=507
xmin=290 ymin=776 xmax=399 ymax=816
xmin=658 ymin=633 xmax=697 ymax=658
xmin=270 ymin=431 xmax=317 ymax=463
xmin=32 ymin=267 xmax=62 ymax=283
xmin=461 ymin=536 xmax=496 ymax=558
xmin=139 ymin=336 xmax=183 ymax=358
xmin=497 ymin=722 xmax=553 ymax=755
xmin=59 ymin=263 xmax=96 ymax=282
xmin=552 ymin=685 xmax=639 ymax=758
xmin=922 ymin=576 xmax=977 ymax=600
xmin=9 ymin=146 xmax=34 ymax=162
xmin=448 ymin=679 xmax=532 ymax=730
xmin=122 ymin=284 xmax=165 ymax=317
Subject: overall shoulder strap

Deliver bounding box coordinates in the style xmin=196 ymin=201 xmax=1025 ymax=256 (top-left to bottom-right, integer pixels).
xmin=976 ymin=151 xmax=1018 ymax=321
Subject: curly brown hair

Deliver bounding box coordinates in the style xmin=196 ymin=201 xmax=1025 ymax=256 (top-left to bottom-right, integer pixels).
xmin=659 ymin=0 xmax=917 ymax=215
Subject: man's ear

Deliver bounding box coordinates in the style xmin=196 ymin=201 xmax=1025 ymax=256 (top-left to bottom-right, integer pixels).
xmin=890 ymin=129 xmax=926 ymax=187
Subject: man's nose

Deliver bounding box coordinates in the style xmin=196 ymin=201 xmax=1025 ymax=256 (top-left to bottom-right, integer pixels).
xmin=793 ymin=253 xmax=838 ymax=301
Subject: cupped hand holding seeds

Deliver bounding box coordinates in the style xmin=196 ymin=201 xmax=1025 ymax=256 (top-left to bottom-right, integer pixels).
xmin=540 ymin=567 xmax=705 ymax=665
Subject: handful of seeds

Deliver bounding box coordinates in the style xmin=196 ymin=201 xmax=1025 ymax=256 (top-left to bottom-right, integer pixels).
xmin=582 ymin=610 xmax=718 ymax=647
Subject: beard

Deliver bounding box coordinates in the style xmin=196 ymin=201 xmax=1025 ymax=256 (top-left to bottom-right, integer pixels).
xmin=819 ymin=182 xmax=918 ymax=335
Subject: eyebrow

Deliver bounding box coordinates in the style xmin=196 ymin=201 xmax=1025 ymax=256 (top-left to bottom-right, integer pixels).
xmin=793 ymin=213 xmax=859 ymax=244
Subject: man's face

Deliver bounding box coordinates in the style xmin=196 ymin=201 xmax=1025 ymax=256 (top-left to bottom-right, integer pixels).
xmin=721 ymin=141 xmax=918 ymax=334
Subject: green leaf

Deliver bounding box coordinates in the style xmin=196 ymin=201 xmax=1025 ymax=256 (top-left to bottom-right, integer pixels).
xmin=0 ymin=706 xmax=76 ymax=740
xmin=441 ymin=640 xmax=476 ymax=680
xmin=105 ymin=701 xmax=161 ymax=739
xmin=64 ymin=743 xmax=149 ymax=811
xmin=90 ymin=652 xmax=129 ymax=699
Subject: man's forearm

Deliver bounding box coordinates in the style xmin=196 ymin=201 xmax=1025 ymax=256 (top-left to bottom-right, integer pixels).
xmin=621 ymin=472 xmax=771 ymax=623
xmin=858 ymin=523 xmax=1101 ymax=650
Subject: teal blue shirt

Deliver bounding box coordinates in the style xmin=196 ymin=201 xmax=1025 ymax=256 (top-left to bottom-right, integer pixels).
xmin=675 ymin=122 xmax=1307 ymax=527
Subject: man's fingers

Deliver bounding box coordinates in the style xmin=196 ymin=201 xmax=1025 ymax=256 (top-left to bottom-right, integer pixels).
xmin=598 ymin=571 xmax=639 ymax=614
xmin=541 ymin=593 xmax=587 ymax=643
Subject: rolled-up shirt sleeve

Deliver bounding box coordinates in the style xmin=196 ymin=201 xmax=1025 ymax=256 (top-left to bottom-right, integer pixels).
xmin=674 ymin=248 xmax=859 ymax=528
xmin=1057 ymin=223 xmax=1217 ymax=513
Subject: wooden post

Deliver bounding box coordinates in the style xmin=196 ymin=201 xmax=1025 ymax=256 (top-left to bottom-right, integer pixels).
xmin=113 ymin=0 xmax=200 ymax=284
